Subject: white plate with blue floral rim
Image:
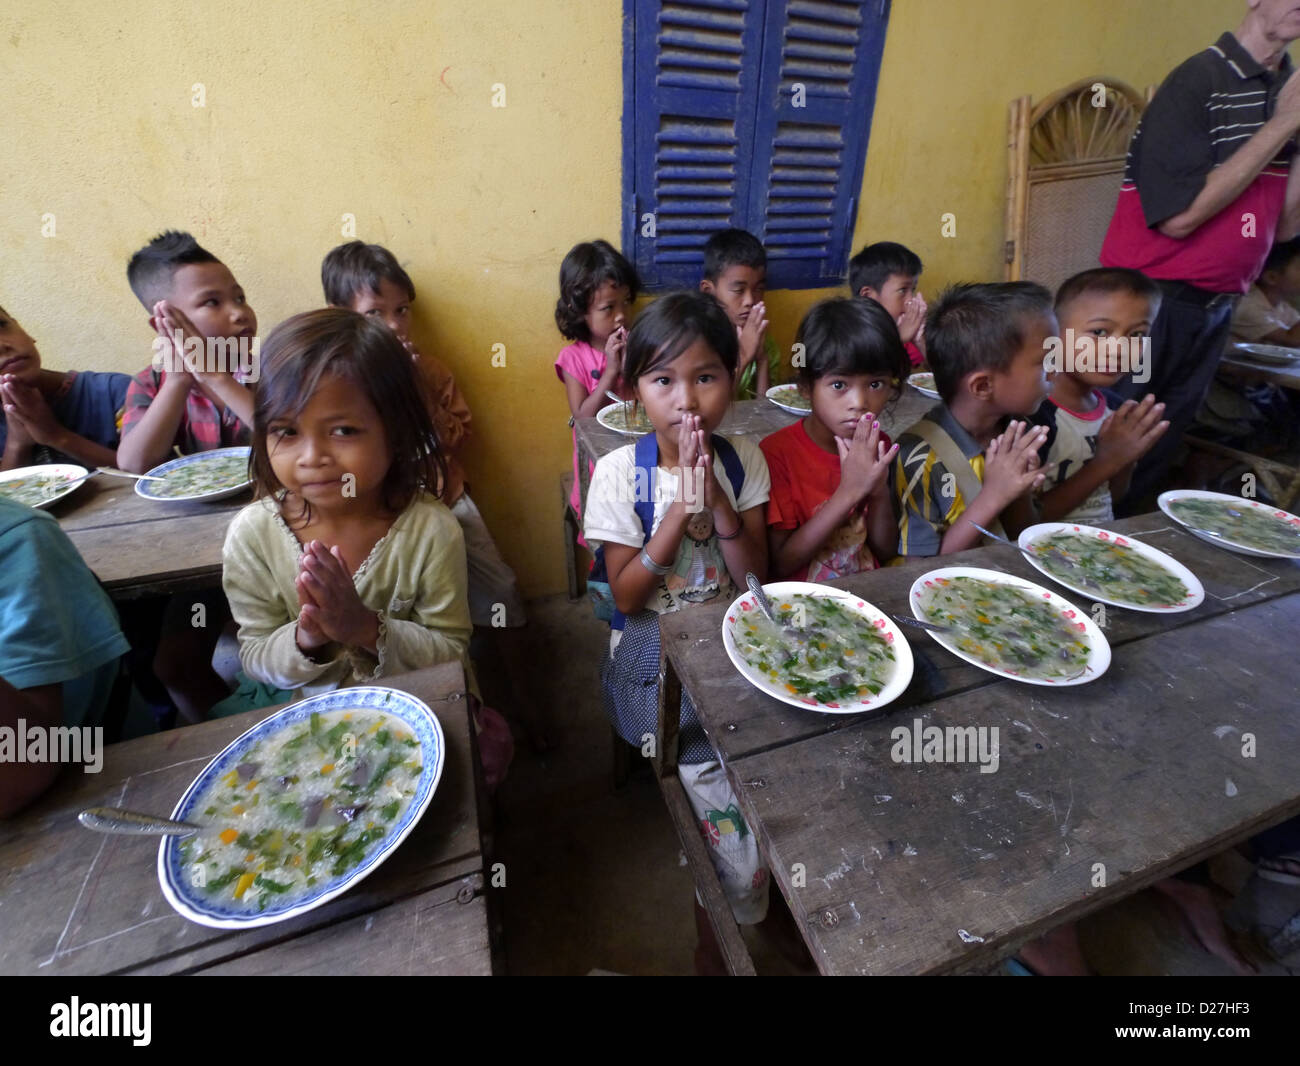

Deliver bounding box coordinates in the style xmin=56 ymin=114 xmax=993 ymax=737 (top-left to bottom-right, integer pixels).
xmin=157 ymin=686 xmax=445 ymax=929
xmin=135 ymin=446 xmax=253 ymax=502
xmin=908 ymin=372 xmax=940 ymax=399
xmin=765 ymin=384 xmax=812 ymax=415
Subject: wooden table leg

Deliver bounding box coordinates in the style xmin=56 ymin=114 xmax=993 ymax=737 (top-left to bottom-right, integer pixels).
xmin=655 ymin=637 xmax=756 ymax=975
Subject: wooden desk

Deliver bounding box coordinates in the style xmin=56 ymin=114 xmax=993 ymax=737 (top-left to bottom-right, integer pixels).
xmin=571 ymin=388 xmax=938 ymax=522
xmin=656 ymin=514 xmax=1300 ymax=974
xmin=1193 ymin=354 xmax=1300 ymax=508
xmin=0 ymin=662 xmax=493 ymax=976
xmin=49 ymin=477 xmax=250 ymax=598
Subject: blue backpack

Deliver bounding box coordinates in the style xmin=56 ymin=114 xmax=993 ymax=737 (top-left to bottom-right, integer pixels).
xmin=588 ymin=431 xmax=745 ymax=629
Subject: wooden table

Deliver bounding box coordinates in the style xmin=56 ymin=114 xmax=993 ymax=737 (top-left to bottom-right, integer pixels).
xmin=49 ymin=476 xmax=250 ymax=598
xmin=656 ymin=513 xmax=1300 ymax=974
xmin=0 ymin=662 xmax=495 ymax=976
xmin=571 ymin=388 xmax=938 ymax=521
xmin=1192 ymin=353 xmax=1300 ymax=508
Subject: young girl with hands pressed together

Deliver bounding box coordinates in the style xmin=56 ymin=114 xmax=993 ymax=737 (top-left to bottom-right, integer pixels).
xmin=218 ymin=309 xmax=510 ymax=783
xmin=584 ymin=293 xmax=795 ymax=973
xmin=761 ymin=298 xmax=905 ymax=581
xmin=554 ymin=240 xmax=641 ymax=532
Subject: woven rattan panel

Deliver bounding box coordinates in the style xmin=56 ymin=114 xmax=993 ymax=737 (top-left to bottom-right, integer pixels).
xmin=1023 ymin=171 xmax=1123 ymax=293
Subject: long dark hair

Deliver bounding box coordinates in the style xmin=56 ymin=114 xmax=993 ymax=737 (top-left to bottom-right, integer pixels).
xmin=250 ymin=308 xmax=446 ymax=526
xmin=554 ymin=239 xmax=641 ymax=342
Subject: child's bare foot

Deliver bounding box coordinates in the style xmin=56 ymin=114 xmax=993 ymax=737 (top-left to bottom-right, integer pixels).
xmin=1153 ymin=877 xmax=1256 ymax=975
xmin=1016 ymin=922 xmax=1091 ymax=976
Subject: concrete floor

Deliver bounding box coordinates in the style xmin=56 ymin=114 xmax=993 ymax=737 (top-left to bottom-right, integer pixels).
xmin=485 ymin=593 xmax=1298 ymax=977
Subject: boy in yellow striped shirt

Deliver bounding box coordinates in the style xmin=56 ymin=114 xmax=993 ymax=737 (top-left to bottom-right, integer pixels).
xmin=894 ymin=283 xmax=1054 ymax=557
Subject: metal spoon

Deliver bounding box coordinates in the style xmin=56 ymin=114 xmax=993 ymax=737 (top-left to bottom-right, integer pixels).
xmin=98 ymin=466 xmax=169 ymax=483
xmin=78 ymin=806 xmax=201 ymax=837
xmin=59 ymin=467 xmax=169 ymax=492
xmin=969 ymin=521 xmax=1079 ymax=571
xmin=746 ymin=572 xmax=779 ymax=625
xmin=891 ymin=613 xmax=953 ymax=634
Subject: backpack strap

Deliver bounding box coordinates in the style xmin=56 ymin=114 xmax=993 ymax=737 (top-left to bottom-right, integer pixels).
xmin=906 ymin=419 xmax=1005 ymax=541
xmin=710 ymin=434 xmax=745 ymax=501
xmin=631 ymin=430 xmax=659 ymax=541
xmin=606 ymin=433 xmax=662 ymax=631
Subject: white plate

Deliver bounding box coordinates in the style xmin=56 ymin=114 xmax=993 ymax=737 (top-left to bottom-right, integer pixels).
xmin=908 ymin=372 xmax=940 ymax=399
xmin=595 ymin=400 xmax=653 ymax=436
xmin=1230 ymin=342 xmax=1300 ymax=366
xmin=909 ymin=566 xmax=1111 ymax=686
xmin=722 ymin=580 xmax=914 ymax=714
xmin=135 ymin=446 xmax=253 ymax=502
xmin=1158 ymin=489 xmax=1300 ymax=559
xmin=0 ymin=463 xmax=89 ymax=510
xmin=1017 ymin=522 xmax=1204 ymax=613
xmin=158 ymin=686 xmax=445 ymax=929
xmin=765 ymin=384 xmax=811 ymax=415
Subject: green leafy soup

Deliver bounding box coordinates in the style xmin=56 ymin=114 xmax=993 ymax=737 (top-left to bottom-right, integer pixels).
xmin=917 ymin=576 xmax=1091 ymax=680
xmin=179 ymin=709 xmax=422 ymax=912
xmin=733 ymin=592 xmax=895 ymax=704
xmin=1029 ymin=531 xmax=1189 ymax=606
xmin=1170 ymin=498 xmax=1300 ymax=554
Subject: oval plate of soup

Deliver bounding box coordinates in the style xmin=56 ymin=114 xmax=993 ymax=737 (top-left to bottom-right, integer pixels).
xmin=723 ymin=581 xmax=914 ymax=714
xmin=0 ymin=463 xmax=89 ymax=510
xmin=135 ymin=446 xmax=253 ymax=502
xmin=1159 ymin=489 xmax=1300 ymax=560
xmin=595 ymin=400 xmax=653 ymax=436
xmin=158 ymin=686 xmax=445 ymax=929
xmin=1229 ymin=342 xmax=1300 ymax=366
xmin=908 ymin=372 xmax=940 ymax=399
xmin=765 ymin=384 xmax=812 ymax=415
xmin=1017 ymin=522 xmax=1204 ymax=613
xmin=910 ymin=566 xmax=1110 ymax=686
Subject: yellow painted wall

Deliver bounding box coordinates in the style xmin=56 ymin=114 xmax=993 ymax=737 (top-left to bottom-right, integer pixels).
xmin=2 ymin=0 xmax=1245 ymax=595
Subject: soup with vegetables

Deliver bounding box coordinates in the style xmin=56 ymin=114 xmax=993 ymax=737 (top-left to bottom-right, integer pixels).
xmin=152 ymin=452 xmax=250 ymax=498
xmin=732 ymin=593 xmax=895 ymax=704
xmin=1169 ymin=498 xmax=1300 ymax=554
xmin=179 ymin=709 xmax=422 ymax=912
xmin=600 ymin=402 xmax=653 ymax=433
xmin=768 ymin=385 xmax=811 ymax=412
xmin=916 ymin=576 xmax=1091 ymax=680
xmin=0 ymin=474 xmax=70 ymax=507
xmin=1028 ymin=531 xmax=1189 ymax=606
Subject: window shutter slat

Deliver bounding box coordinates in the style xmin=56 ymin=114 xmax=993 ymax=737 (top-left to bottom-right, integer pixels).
xmin=626 ymin=0 xmax=764 ymax=288
xmin=748 ymin=0 xmax=891 ymax=288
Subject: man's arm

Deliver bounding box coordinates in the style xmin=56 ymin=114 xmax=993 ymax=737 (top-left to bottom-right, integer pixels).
xmin=1159 ymin=69 xmax=1300 ymax=240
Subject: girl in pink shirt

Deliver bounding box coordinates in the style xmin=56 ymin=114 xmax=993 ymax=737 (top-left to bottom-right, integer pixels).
xmin=554 ymin=240 xmax=641 ymax=527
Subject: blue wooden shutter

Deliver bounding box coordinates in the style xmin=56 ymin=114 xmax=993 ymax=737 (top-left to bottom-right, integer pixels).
xmin=747 ymin=0 xmax=890 ymax=288
xmin=624 ymin=0 xmax=765 ymax=288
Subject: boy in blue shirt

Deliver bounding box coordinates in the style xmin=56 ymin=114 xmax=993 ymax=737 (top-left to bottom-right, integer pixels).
xmin=0 ymin=496 xmax=129 ymax=816
xmin=0 ymin=303 xmax=130 ymax=471
xmin=699 ymin=229 xmax=782 ymax=399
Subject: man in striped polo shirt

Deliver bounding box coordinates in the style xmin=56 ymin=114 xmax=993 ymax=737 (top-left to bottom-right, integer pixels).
xmin=1100 ymin=1 xmax=1300 ymax=514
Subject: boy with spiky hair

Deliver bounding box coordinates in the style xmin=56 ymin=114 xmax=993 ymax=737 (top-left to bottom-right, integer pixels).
xmin=118 ymin=230 xmax=256 ymax=473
